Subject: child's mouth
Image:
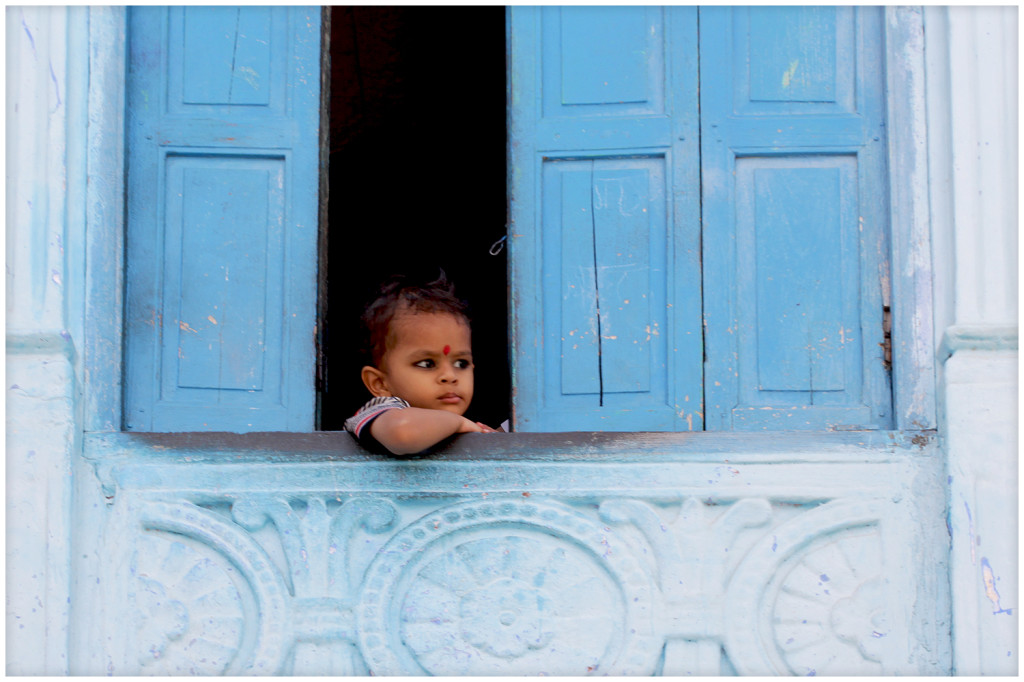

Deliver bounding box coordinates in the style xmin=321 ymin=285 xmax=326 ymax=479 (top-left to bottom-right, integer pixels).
xmin=439 ymin=393 xmax=461 ymax=404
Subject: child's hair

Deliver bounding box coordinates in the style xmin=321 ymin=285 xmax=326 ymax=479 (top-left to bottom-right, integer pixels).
xmin=362 ymin=271 xmax=471 ymax=367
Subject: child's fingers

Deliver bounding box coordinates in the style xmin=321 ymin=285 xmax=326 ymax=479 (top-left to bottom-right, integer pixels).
xmin=458 ymin=419 xmax=501 ymax=434
xmin=457 ymin=417 xmax=487 ymax=433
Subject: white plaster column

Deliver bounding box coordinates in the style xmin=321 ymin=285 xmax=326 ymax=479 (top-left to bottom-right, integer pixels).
xmin=944 ymin=349 xmax=1018 ymax=674
xmin=5 ymin=6 xmax=77 ymax=675
xmin=926 ymin=5 xmax=1018 ymax=675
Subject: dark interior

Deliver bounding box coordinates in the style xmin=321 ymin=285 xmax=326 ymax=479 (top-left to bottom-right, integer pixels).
xmin=320 ymin=7 xmax=509 ymax=430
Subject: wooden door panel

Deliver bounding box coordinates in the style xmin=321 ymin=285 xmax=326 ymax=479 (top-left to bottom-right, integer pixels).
xmin=741 ymin=6 xmax=854 ymax=112
xmin=178 ymin=7 xmax=276 ymax=107
xmin=510 ymin=6 xmax=702 ymax=431
xmin=701 ymin=6 xmax=891 ymax=431
xmin=164 ymin=159 xmax=282 ymax=397
xmin=542 ymin=157 xmax=672 ymax=428
xmin=124 ymin=7 xmax=320 ymax=432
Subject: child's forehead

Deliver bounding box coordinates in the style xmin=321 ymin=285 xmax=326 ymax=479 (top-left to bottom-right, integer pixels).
xmin=387 ymin=310 xmax=470 ymax=340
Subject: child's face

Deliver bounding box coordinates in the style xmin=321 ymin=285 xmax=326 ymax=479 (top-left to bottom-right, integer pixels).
xmin=369 ymin=311 xmax=474 ymax=415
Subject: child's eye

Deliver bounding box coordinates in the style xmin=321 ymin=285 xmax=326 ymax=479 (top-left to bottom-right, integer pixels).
xmin=414 ymin=359 xmax=435 ymax=369
xmin=454 ymin=359 xmax=472 ymax=369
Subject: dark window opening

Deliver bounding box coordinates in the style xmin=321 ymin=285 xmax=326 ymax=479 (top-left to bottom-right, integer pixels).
xmin=319 ymin=7 xmax=510 ymax=430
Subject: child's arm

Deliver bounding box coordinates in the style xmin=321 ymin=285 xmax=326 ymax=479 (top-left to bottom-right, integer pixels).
xmin=368 ymin=407 xmax=493 ymax=455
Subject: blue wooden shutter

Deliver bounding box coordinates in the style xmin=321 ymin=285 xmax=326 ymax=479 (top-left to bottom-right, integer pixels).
xmin=509 ymin=7 xmax=703 ymax=431
xmin=124 ymin=7 xmax=321 ymax=432
xmin=700 ymin=7 xmax=892 ymax=430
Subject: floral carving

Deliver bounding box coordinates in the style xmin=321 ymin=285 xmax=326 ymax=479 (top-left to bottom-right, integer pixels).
xmin=723 ymin=500 xmax=894 ymax=676
xmin=356 ymin=498 xmax=661 ymax=676
xmin=396 ymin=533 xmax=623 ymax=674
xmin=831 ymin=576 xmax=888 ymax=663
xmin=132 ymin=534 xmax=245 ymax=675
xmin=136 ymin=501 xmax=292 ymax=674
xmin=770 ymin=526 xmax=887 ymax=675
xmin=459 ymin=576 xmax=555 ymax=658
xmin=231 ymin=495 xmax=397 ymax=602
xmin=122 ymin=493 xmax=909 ymax=677
xmin=135 ymin=577 xmax=189 ymax=665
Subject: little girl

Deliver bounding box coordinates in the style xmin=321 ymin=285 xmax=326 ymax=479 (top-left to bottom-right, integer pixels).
xmin=345 ymin=273 xmax=501 ymax=454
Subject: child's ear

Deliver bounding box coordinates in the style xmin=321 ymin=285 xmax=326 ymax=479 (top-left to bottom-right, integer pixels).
xmin=361 ymin=365 xmax=392 ymax=397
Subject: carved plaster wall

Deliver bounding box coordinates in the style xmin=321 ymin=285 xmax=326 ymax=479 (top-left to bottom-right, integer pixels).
xmin=96 ymin=448 xmax=937 ymax=676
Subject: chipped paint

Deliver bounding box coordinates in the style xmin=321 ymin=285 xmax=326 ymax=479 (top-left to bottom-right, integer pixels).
xmin=235 ymin=65 xmax=261 ymax=90
xmin=781 ymin=59 xmax=799 ymax=88
xmin=981 ymin=558 xmax=1013 ymax=615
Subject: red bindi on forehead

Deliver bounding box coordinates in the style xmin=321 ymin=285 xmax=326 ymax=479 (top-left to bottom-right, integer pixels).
xmin=443 ymin=345 xmax=451 ymax=356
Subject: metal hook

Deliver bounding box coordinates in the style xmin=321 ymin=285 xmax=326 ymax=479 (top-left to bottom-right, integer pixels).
xmin=488 ymin=235 xmax=507 ymax=256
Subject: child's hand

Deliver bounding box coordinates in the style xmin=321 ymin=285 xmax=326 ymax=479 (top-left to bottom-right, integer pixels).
xmin=372 ymin=409 xmax=499 ymax=454
xmin=456 ymin=418 xmax=501 ymax=434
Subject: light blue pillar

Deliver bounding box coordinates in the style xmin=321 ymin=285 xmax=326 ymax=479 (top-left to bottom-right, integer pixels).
xmin=6 ymin=6 xmax=78 ymax=674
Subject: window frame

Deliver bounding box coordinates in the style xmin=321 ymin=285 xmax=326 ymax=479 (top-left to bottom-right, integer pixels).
xmin=81 ymin=7 xmax=935 ymax=441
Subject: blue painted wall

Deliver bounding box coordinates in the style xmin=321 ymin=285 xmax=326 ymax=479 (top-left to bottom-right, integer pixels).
xmin=5 ymin=5 xmax=1017 ymax=676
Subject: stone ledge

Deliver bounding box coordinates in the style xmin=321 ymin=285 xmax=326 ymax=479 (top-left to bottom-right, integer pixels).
xmin=938 ymin=324 xmax=1018 ymax=361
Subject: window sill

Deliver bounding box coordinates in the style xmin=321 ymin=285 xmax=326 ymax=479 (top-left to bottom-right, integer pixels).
xmin=81 ymin=429 xmax=940 ymax=507
xmin=84 ymin=428 xmax=935 ymax=465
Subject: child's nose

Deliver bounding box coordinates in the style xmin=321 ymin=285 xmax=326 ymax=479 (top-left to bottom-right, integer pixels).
xmin=439 ymin=363 xmax=457 ymax=383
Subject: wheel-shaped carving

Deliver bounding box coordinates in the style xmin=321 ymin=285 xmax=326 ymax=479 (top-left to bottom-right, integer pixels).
xmin=723 ymin=500 xmax=894 ymax=676
xmin=132 ymin=532 xmax=245 ymax=674
xmin=137 ymin=501 xmax=292 ymax=674
xmin=355 ymin=498 xmax=661 ymax=675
